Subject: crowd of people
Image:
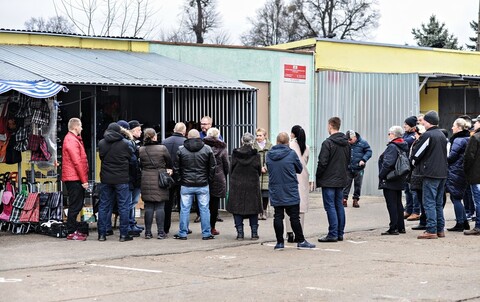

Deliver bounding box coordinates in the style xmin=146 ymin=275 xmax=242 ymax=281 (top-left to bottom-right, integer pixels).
xmin=60 ymin=111 xmax=480 ymax=248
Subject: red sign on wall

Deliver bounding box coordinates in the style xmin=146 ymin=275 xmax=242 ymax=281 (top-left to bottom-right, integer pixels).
xmin=284 ymin=64 xmax=307 ymax=82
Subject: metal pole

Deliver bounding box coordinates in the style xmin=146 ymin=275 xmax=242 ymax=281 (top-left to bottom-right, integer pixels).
xmin=92 ymin=88 xmax=97 ymax=182
xmin=161 ymin=87 xmax=165 ymax=141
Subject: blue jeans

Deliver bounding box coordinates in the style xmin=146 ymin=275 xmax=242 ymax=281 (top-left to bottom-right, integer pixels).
xmin=343 ymin=170 xmax=364 ymax=200
xmin=404 ymin=183 xmax=420 ymax=214
xmin=129 ymin=187 xmax=141 ymax=227
xmin=471 ymin=184 xmax=480 ymax=229
xmin=422 ymin=178 xmax=446 ymax=234
xmin=450 ymin=195 xmax=467 ymax=224
xmin=178 ymin=186 xmax=211 ymax=238
xmin=322 ymin=187 xmax=346 ymax=238
xmin=464 ymin=187 xmax=475 ymax=217
xmin=98 ymin=183 xmax=130 ymax=237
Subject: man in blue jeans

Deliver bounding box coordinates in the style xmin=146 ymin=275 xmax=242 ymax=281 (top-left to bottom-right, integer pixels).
xmin=97 ymin=123 xmax=133 ymax=242
xmin=464 ymin=115 xmax=480 ymax=235
xmin=174 ymin=129 xmax=216 ymax=240
xmin=316 ymin=117 xmax=350 ymax=242
xmin=412 ymin=110 xmax=448 ymax=239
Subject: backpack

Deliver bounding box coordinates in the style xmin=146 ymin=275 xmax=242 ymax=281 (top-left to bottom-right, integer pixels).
xmin=386 ymin=146 xmax=411 ymax=180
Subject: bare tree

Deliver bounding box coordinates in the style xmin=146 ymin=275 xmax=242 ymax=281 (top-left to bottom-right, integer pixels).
xmin=24 ymin=16 xmax=76 ymax=33
xmin=241 ymin=0 xmax=305 ymax=46
xmin=53 ymin=0 xmax=157 ymax=37
xmin=183 ymin=0 xmax=220 ymax=43
xmin=293 ymin=0 xmax=379 ymax=40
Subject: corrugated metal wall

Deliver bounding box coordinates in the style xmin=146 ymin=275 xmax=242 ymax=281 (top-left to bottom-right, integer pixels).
xmin=315 ymin=71 xmax=419 ymax=196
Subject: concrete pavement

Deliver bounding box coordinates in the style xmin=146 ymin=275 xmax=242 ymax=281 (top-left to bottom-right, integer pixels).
xmin=1 ymin=192 xmax=480 ymax=301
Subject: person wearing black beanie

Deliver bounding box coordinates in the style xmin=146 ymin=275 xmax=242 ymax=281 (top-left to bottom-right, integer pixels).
xmin=404 ymin=116 xmax=417 ymax=128
xmin=403 ymin=115 xmax=419 ymax=221
xmin=424 ymin=110 xmax=439 ymax=126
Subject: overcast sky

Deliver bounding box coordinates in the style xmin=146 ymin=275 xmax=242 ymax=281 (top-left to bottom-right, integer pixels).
xmin=0 ymin=0 xmax=477 ymax=47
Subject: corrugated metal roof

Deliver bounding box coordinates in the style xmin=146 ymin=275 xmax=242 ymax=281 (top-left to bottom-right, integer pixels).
xmin=0 ymin=45 xmax=255 ymax=90
xmin=0 ymin=61 xmax=44 ymax=81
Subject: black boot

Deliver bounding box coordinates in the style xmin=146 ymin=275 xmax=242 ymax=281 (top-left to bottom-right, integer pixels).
xmin=447 ymin=223 xmax=465 ymax=232
xmin=287 ymin=232 xmax=294 ymax=243
xmin=464 ymin=221 xmax=471 ymax=230
xmin=251 ymin=225 xmax=259 ymax=240
xmin=236 ymin=225 xmax=244 ymax=241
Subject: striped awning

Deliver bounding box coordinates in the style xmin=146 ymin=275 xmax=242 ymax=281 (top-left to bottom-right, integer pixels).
xmin=0 ymin=80 xmax=68 ymax=98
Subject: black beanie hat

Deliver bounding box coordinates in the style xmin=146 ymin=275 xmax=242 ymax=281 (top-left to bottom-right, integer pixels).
xmin=424 ymin=110 xmax=439 ymax=125
xmin=404 ymin=116 xmax=417 ymax=127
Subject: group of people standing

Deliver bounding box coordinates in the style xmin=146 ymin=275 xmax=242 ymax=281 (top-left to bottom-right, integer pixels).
xmin=378 ymin=111 xmax=480 ymax=239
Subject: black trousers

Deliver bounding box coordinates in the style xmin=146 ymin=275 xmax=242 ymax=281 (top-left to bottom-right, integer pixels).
xmin=273 ymin=204 xmax=305 ymax=244
xmin=210 ymin=196 xmax=219 ymax=229
xmin=65 ymin=181 xmax=85 ymax=234
xmin=165 ymin=185 xmax=180 ymax=234
xmin=383 ymin=189 xmax=405 ymax=232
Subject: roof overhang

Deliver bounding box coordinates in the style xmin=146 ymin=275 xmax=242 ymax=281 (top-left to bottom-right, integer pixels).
xmin=0 ymin=45 xmax=256 ymax=91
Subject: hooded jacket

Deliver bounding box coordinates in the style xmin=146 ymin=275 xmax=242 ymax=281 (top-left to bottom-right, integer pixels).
xmin=315 ymin=132 xmax=350 ymax=188
xmin=204 ymin=137 xmax=229 ymax=198
xmin=98 ymin=123 xmax=132 ymax=184
xmin=226 ymin=145 xmax=262 ymax=215
xmin=176 ymin=138 xmax=216 ymax=187
xmin=378 ymin=138 xmax=409 ymax=190
xmin=266 ymin=144 xmax=302 ymax=207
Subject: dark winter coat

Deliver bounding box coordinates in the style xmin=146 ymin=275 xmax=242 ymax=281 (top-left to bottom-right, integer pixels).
xmin=139 ymin=142 xmax=173 ymax=202
xmin=315 ymin=132 xmax=350 ymax=188
xmin=98 ymin=123 xmax=132 ymax=185
xmin=266 ymin=144 xmax=302 ymax=207
xmin=348 ymin=133 xmax=372 ymax=172
xmin=403 ymin=131 xmax=416 ymax=149
xmin=129 ymin=139 xmax=142 ymax=189
xmin=162 ymin=132 xmax=186 ymax=167
xmin=446 ymin=130 xmax=470 ymax=198
xmin=411 ymin=126 xmax=448 ymax=179
xmin=409 ymin=139 xmax=423 ymax=191
xmin=464 ymin=128 xmax=480 ymax=184
xmin=226 ymin=145 xmax=262 ymax=215
xmin=378 ymin=138 xmax=409 ymax=191
xmin=176 ymin=138 xmax=216 ymax=187
xmin=254 ymin=140 xmax=273 ymax=191
xmin=204 ymin=137 xmax=229 ymax=198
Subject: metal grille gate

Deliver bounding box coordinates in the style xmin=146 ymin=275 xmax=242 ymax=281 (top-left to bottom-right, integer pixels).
xmin=171 ymin=87 xmax=257 ymax=209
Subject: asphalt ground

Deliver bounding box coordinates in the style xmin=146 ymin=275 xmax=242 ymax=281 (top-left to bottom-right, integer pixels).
xmin=1 ymin=192 xmax=480 ymax=302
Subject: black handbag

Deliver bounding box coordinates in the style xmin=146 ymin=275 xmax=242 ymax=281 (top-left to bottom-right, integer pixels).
xmin=144 ymin=147 xmax=175 ymax=189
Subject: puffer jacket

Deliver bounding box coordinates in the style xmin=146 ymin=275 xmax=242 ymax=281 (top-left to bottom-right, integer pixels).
xmin=61 ymin=131 xmax=89 ymax=183
xmin=348 ymin=132 xmax=372 ymax=172
xmin=464 ymin=128 xmax=480 ymax=184
xmin=266 ymin=144 xmax=302 ymax=207
xmin=378 ymin=138 xmax=409 ymax=191
xmin=226 ymin=145 xmax=262 ymax=215
xmin=254 ymin=140 xmax=272 ymax=191
xmin=316 ymin=132 xmax=350 ymax=188
xmin=139 ymin=142 xmax=172 ymax=202
xmin=411 ymin=126 xmax=448 ymax=179
xmin=204 ymin=137 xmax=229 ymax=198
xmin=446 ymin=130 xmax=470 ymax=198
xmin=176 ymin=138 xmax=216 ymax=187
xmin=98 ymin=123 xmax=132 ymax=185
xmin=162 ymin=132 xmax=186 ymax=166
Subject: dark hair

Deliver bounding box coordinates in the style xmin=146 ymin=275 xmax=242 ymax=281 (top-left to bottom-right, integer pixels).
xmin=328 ymin=117 xmax=341 ymax=131
xmin=291 ymin=125 xmax=306 ymax=155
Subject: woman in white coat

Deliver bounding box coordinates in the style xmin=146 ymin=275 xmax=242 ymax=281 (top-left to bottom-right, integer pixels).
xmin=286 ymin=125 xmax=310 ymax=243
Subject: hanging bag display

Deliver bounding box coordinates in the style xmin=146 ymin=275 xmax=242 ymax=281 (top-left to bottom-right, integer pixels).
xmin=19 ymin=192 xmax=40 ymax=223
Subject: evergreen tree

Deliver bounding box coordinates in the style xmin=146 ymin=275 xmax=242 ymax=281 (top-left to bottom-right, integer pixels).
xmin=412 ymin=15 xmax=460 ymax=50
xmin=467 ymin=20 xmax=478 ymax=50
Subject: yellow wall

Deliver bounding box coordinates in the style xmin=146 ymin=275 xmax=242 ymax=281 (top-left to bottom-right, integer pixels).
xmin=419 ymin=86 xmax=439 ymax=113
xmin=0 ymin=32 xmax=149 ymax=52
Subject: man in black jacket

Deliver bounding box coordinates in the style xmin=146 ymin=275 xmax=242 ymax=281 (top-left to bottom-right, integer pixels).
xmin=173 ymin=129 xmax=216 ymax=240
xmin=464 ymin=115 xmax=480 ymax=235
xmin=412 ymin=110 xmax=448 ymax=239
xmin=162 ymin=122 xmax=186 ymax=234
xmin=316 ymin=117 xmax=350 ymax=242
xmin=97 ymin=123 xmax=133 ymax=242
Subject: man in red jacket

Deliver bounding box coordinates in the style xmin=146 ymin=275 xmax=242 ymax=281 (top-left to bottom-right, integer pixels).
xmin=62 ymin=118 xmax=89 ymax=241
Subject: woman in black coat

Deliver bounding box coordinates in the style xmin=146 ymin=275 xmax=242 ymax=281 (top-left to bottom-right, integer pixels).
xmin=226 ymin=132 xmax=262 ymax=240
xmin=378 ymin=126 xmax=409 ymax=235
xmin=203 ymin=127 xmax=229 ymax=236
xmin=139 ymin=128 xmax=173 ymax=239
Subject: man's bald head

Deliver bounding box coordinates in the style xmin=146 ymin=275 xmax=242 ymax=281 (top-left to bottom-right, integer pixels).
xmin=188 ymin=129 xmax=200 ymax=138
xmin=276 ymin=132 xmax=290 ymax=145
